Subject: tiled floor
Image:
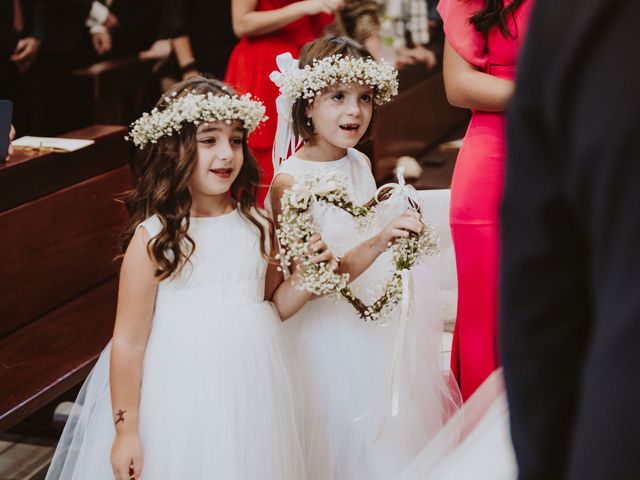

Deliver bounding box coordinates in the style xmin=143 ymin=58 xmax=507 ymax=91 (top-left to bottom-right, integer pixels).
xmin=0 ymin=436 xmax=55 ymax=480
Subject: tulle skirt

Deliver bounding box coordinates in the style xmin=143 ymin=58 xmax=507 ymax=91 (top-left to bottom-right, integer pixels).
xmin=46 ymin=302 xmax=306 ymax=480
xmin=398 ymin=368 xmax=516 ymax=480
xmin=286 ymin=259 xmax=461 ymax=480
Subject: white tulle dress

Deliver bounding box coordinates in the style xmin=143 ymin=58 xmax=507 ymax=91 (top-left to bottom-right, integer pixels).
xmin=268 ymin=149 xmax=460 ymax=480
xmin=398 ymin=368 xmax=517 ymax=480
xmin=46 ymin=208 xmax=306 ymax=480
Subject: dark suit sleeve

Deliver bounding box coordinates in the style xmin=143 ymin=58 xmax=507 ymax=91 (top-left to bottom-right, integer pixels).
xmin=22 ymin=0 xmax=45 ymax=40
xmin=49 ymin=0 xmax=93 ymax=23
xmin=502 ymin=1 xmax=640 ymax=478
xmin=160 ymin=0 xmax=189 ymax=39
xmin=500 ymin=1 xmax=589 ymax=477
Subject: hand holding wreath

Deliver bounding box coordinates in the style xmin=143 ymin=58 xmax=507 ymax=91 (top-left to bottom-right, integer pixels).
xmin=371 ymin=210 xmax=424 ymax=254
xmin=276 ymin=169 xmax=439 ymax=323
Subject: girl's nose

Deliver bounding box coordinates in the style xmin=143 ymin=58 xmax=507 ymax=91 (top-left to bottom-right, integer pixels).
xmin=346 ymin=97 xmax=361 ymax=116
xmin=217 ymin=139 xmax=234 ymax=160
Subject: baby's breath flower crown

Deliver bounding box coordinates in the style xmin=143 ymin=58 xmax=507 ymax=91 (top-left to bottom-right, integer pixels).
xmin=274 ymin=54 xmax=399 ymax=105
xmin=277 ymin=170 xmax=439 ymax=324
xmin=126 ymin=91 xmax=267 ymax=149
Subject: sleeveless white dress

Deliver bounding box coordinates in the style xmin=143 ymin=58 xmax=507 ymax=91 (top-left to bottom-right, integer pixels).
xmin=268 ymin=149 xmax=460 ymax=480
xmin=46 ymin=208 xmax=306 ymax=480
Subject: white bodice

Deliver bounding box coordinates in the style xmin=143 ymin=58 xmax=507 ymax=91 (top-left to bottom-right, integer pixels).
xmin=138 ymin=209 xmax=267 ymax=312
xmin=271 ymin=148 xmax=383 ymax=256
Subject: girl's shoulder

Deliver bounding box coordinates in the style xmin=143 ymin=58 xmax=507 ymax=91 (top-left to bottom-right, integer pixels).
xmin=137 ymin=214 xmax=164 ymax=239
xmin=274 ymin=155 xmax=306 ymax=179
xmin=347 ymin=148 xmax=371 ymax=170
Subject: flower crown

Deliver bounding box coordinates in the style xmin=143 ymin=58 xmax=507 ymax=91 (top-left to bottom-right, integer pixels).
xmin=126 ymin=91 xmax=267 ymax=149
xmin=271 ymin=53 xmax=399 ymax=105
xmin=269 ymin=52 xmax=399 ymax=167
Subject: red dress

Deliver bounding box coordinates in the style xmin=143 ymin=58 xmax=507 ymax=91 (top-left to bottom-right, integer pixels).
xmin=225 ymin=1 xmax=333 ymax=204
xmin=438 ymin=0 xmax=534 ymax=400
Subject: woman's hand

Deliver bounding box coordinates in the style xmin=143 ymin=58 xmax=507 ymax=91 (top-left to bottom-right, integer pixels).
xmin=111 ymin=432 xmax=143 ymax=480
xmin=373 ymin=209 xmax=423 ymax=254
xmin=302 ymin=0 xmax=344 ymax=15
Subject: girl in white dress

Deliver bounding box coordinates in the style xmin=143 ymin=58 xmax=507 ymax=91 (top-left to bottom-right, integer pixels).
xmin=268 ymin=36 xmax=461 ymax=480
xmin=46 ymin=77 xmax=336 ymax=480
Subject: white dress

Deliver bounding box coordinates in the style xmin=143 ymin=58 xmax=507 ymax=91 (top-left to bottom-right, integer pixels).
xmin=268 ymin=149 xmax=460 ymax=480
xmin=46 ymin=208 xmax=306 ymax=480
xmin=398 ymin=369 xmax=517 ymax=480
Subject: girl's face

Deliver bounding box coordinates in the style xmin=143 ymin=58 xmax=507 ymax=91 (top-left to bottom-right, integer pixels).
xmin=308 ymin=82 xmax=374 ymax=152
xmin=189 ymin=121 xmax=245 ymax=198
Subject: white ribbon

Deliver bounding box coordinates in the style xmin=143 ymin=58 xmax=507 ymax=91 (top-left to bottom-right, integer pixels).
xmin=289 ymin=178 xmax=341 ymax=210
xmin=270 ymin=52 xmax=303 ymax=170
xmin=375 ymin=166 xmax=421 ymax=211
xmin=373 ymin=268 xmax=415 ymax=441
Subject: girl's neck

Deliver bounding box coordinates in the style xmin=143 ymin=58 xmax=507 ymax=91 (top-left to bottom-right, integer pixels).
xmin=296 ymin=138 xmax=347 ymax=162
xmin=190 ymin=194 xmax=235 ymax=218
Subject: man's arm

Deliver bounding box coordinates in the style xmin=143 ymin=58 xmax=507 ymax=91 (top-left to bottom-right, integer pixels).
xmin=501 ymin=1 xmax=588 ymax=478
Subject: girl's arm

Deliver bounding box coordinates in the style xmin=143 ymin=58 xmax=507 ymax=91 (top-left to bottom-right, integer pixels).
xmin=334 ymin=210 xmax=422 ymax=280
xmin=265 ymin=231 xmax=334 ymax=320
xmin=442 ymin=39 xmax=515 ymax=112
xmin=269 ymin=174 xmax=422 ymax=289
xmin=232 ymin=0 xmax=339 ymax=38
xmin=110 ymin=227 xmax=159 ymax=480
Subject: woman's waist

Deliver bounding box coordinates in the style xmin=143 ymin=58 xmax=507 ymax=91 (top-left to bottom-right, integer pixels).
xmin=463 ymin=110 xmax=507 ymax=151
xmin=237 ymin=27 xmax=315 ymax=51
xmin=484 ymin=63 xmax=516 ymax=80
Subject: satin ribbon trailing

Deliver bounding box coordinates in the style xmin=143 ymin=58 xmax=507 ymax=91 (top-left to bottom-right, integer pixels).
xmin=375 ymin=166 xmax=421 ymax=212
xmin=353 ymin=167 xmax=422 ymax=441
xmin=269 ymin=52 xmax=302 ymax=170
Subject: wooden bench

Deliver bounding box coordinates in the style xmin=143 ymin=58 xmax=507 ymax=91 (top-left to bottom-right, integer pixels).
xmin=72 ymin=56 xmax=159 ymax=126
xmin=0 ymin=125 xmax=132 ymax=433
xmin=372 ymin=65 xmax=469 ymax=184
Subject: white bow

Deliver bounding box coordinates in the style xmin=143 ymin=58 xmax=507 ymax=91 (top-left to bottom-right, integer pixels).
xmin=289 ymin=175 xmax=341 ymax=210
xmin=270 ymin=52 xmax=303 ymax=170
xmin=375 ymin=166 xmax=420 ymax=211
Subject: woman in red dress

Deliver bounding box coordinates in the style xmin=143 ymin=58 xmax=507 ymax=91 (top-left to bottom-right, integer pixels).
xmin=438 ymin=0 xmax=534 ymax=400
xmin=226 ymin=0 xmax=338 ymax=203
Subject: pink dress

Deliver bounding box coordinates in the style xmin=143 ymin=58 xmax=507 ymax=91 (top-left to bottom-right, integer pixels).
xmin=438 ymin=0 xmax=534 ymax=400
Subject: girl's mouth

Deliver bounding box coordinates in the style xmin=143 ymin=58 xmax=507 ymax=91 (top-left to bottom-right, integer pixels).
xmin=340 ymin=123 xmax=360 ymax=133
xmin=210 ymin=168 xmax=233 ymax=179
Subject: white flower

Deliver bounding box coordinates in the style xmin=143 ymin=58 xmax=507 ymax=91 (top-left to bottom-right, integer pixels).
xmin=273 ymin=54 xmax=399 ymax=106
xmin=127 ymin=91 xmax=267 ymax=149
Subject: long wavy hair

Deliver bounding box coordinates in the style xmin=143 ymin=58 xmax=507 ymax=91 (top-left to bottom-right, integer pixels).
xmin=468 ymin=0 xmax=525 ymax=38
xmin=121 ymin=76 xmax=273 ymax=280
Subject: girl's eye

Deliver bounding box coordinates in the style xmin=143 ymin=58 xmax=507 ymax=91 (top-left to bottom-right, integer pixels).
xmin=198 ymin=137 xmax=216 ymax=145
xmin=231 ymin=137 xmax=243 ymax=145
xmin=360 ymin=94 xmax=372 ymax=103
xmin=331 ymin=93 xmax=344 ymax=101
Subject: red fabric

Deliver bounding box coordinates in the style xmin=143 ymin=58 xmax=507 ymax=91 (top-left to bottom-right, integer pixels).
xmin=225 ymin=1 xmax=333 ymax=205
xmin=439 ymin=0 xmax=535 ymax=400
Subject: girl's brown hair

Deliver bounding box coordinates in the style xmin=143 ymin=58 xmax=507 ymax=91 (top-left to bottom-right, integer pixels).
xmin=121 ymin=76 xmax=273 ymax=280
xmin=292 ymin=35 xmax=378 ymax=143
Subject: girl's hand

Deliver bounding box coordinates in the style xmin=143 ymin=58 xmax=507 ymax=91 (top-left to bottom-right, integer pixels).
xmin=373 ymin=209 xmax=423 ymax=253
xmin=306 ymin=233 xmax=339 ymax=270
xmin=302 ymin=0 xmax=344 ymax=15
xmin=111 ymin=432 xmax=143 ymax=480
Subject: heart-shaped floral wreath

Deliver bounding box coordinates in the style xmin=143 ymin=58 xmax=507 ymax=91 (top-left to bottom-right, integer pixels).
xmin=276 ymin=170 xmax=439 ymax=324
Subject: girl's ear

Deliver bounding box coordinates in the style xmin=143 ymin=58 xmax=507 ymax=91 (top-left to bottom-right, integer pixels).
xmin=305 ymin=104 xmax=312 ymax=119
